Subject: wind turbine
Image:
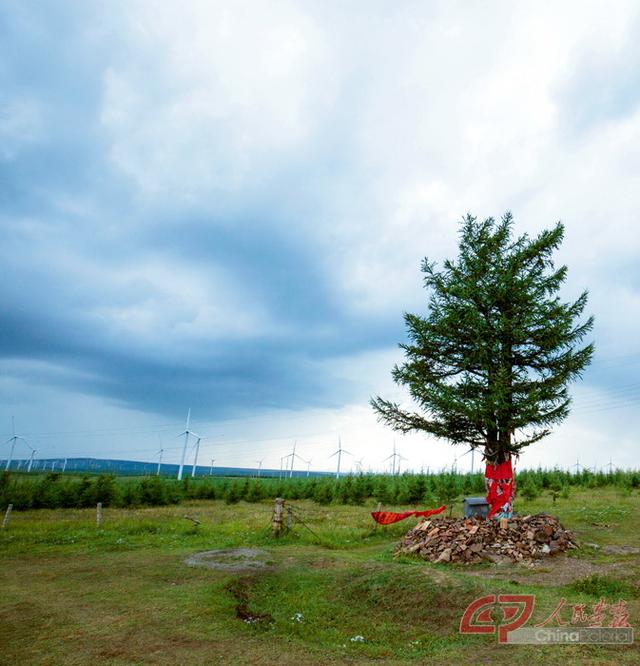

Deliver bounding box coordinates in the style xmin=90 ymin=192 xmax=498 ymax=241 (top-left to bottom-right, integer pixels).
xmin=383 ymin=441 xmax=404 ymax=476
xmin=62 ymin=459 xmax=67 ymax=473
xmin=459 ymin=447 xmax=477 ymax=475
xmin=4 ymin=417 xmax=27 ymax=472
xmin=209 ymin=458 xmax=215 ymax=476
xmin=329 ymin=437 xmax=351 ymax=480
xmin=288 ymin=441 xmax=307 ymax=479
xmin=355 ymin=458 xmax=364 ymax=474
xmin=289 ymin=441 xmax=297 ymax=479
xmin=280 ymin=454 xmax=292 ymax=480
xmin=156 ymin=449 xmax=164 ymax=476
xmin=305 ymin=458 xmax=312 ymax=477
xmin=191 ymin=436 xmax=204 ymax=478
xmin=27 ymin=446 xmax=36 ymax=473
xmin=176 ymin=409 xmax=200 ymax=481
xmin=255 ymin=459 xmax=264 ymax=478
xmin=572 ymin=457 xmax=582 ymax=474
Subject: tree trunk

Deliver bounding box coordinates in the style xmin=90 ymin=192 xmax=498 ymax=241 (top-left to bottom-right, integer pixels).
xmin=484 ymin=453 xmax=514 ymax=519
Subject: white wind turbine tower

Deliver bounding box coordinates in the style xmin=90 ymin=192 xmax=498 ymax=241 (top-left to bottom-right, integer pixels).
xmin=288 ymin=441 xmax=307 ymax=479
xmin=459 ymin=447 xmax=477 ymax=474
xmin=210 ymin=458 xmax=215 ymax=476
xmin=306 ymin=458 xmax=312 ymax=477
xmin=383 ymin=441 xmax=404 ymax=476
xmin=156 ymin=434 xmax=164 ymax=476
xmin=329 ymin=437 xmax=351 ymax=480
xmin=4 ymin=418 xmax=27 ymax=471
xmin=255 ymin=459 xmax=264 ymax=478
xmin=176 ymin=409 xmax=200 ymax=481
xmin=383 ymin=442 xmax=395 ymax=475
xmin=27 ymin=445 xmax=36 ymax=473
xmin=280 ymin=454 xmax=292 ymax=480
xmin=288 ymin=441 xmax=297 ymax=479
xmin=191 ymin=436 xmax=205 ymax=478
xmin=355 ymin=458 xmax=364 ymax=474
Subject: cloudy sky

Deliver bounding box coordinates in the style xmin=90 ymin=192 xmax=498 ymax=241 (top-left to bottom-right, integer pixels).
xmin=1 ymin=1 xmax=639 ymax=474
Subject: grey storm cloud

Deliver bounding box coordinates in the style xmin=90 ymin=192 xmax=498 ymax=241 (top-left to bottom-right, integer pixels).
xmin=0 ymin=2 xmax=404 ymax=422
xmin=1 ymin=1 xmax=639 ymax=469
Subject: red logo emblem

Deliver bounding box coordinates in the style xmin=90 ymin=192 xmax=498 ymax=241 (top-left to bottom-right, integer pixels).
xmin=460 ymin=594 xmax=535 ymax=643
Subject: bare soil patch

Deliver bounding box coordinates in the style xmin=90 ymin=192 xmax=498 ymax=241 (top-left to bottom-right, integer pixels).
xmin=463 ymin=553 xmax=630 ymax=586
xmin=184 ymin=547 xmax=272 ymax=572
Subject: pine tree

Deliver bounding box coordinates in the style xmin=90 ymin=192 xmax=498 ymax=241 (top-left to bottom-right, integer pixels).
xmin=371 ymin=213 xmax=594 ymax=468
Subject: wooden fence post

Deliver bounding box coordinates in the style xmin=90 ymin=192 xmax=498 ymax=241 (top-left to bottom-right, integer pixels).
xmin=2 ymin=504 xmax=13 ymax=529
xmin=96 ymin=502 xmax=103 ymax=528
xmin=272 ymin=498 xmax=284 ymax=537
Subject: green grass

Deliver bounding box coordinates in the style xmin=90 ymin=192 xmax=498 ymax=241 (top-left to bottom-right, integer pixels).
xmin=0 ymin=490 xmax=638 ymax=664
xmin=570 ymin=575 xmax=640 ymax=599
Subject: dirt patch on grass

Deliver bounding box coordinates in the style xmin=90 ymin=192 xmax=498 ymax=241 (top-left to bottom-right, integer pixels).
xmin=184 ymin=548 xmax=272 ymax=572
xmin=601 ymin=545 xmax=640 ymax=555
xmin=225 ymin=576 xmax=274 ymax=626
xmin=464 ymin=553 xmax=629 ymax=586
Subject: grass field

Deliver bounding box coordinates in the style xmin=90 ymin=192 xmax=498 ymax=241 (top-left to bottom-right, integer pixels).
xmin=0 ymin=489 xmax=638 ymax=665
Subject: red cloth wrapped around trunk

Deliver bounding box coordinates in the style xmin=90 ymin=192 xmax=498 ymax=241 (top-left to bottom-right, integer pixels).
xmin=484 ymin=460 xmax=513 ymax=480
xmin=485 ymin=460 xmax=514 ymax=518
xmin=371 ymin=505 xmax=446 ymax=525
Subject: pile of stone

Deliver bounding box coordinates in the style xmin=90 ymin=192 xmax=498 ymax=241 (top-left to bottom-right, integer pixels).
xmin=396 ymin=514 xmax=578 ymax=564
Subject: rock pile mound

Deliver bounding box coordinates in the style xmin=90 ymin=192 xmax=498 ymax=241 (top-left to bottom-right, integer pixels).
xmin=397 ymin=514 xmax=578 ymax=564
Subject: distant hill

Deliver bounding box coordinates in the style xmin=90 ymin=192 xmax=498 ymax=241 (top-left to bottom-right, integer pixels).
xmin=0 ymin=457 xmax=333 ymax=478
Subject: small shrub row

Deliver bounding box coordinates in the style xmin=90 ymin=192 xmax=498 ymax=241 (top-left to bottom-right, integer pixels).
xmin=1 ymin=466 xmax=637 ymax=511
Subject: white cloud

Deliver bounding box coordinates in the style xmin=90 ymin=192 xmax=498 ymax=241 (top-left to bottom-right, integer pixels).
xmin=3 ymin=0 xmax=640 ymax=470
xmin=101 ymin=0 xmax=336 ymax=201
xmin=0 ymin=95 xmax=46 ymax=170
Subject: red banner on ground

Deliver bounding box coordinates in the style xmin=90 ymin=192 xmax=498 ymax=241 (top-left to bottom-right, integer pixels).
xmin=371 ymin=505 xmax=446 ymax=525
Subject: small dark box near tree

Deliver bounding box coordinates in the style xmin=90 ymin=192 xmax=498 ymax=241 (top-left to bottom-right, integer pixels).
xmin=463 ymin=497 xmax=489 ymax=519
